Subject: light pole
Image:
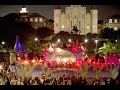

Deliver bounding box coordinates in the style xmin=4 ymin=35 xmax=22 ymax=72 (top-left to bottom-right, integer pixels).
xmin=68 ymin=39 xmax=72 ymax=43
xmin=84 ymin=39 xmax=88 ymax=54
xmin=1 ymin=41 xmax=5 ymax=61
xmin=57 ymin=39 xmax=60 ymax=43
xmin=34 ymin=37 xmax=39 ymax=51
xmin=34 ymin=38 xmax=38 ymax=42
xmin=95 ymin=39 xmax=98 ymax=52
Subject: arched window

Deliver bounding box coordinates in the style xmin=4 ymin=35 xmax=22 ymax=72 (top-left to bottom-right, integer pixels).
xmin=35 ymin=18 xmax=38 ymax=22
xmin=39 ymin=18 xmax=43 ymax=22
xmin=25 ymin=18 xmax=28 ymax=22
xmin=109 ymin=19 xmax=112 ymax=23
xmin=30 ymin=18 xmax=33 ymax=22
xmin=114 ymin=19 xmax=118 ymax=23
xmin=114 ymin=27 xmax=118 ymax=31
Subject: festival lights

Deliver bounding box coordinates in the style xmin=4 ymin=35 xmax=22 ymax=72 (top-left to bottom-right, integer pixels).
xmin=56 ymin=48 xmax=62 ymax=52
xmin=32 ymin=60 xmax=35 ymax=63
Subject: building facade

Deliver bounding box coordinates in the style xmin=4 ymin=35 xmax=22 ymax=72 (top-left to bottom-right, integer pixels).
xmin=54 ymin=5 xmax=98 ymax=35
xmin=104 ymin=14 xmax=120 ymax=31
xmin=16 ymin=5 xmax=54 ymax=30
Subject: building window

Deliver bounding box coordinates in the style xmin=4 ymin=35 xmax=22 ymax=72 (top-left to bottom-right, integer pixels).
xmin=44 ymin=23 xmax=46 ymax=26
xmin=71 ymin=21 xmax=72 ymax=28
xmin=20 ymin=18 xmax=23 ymax=22
xmin=57 ymin=14 xmax=59 ymax=17
xmin=34 ymin=18 xmax=38 ymax=22
xmin=25 ymin=18 xmax=28 ymax=22
xmin=114 ymin=27 xmax=118 ymax=31
xmin=62 ymin=25 xmax=64 ymax=28
xmin=82 ymin=14 xmax=84 ymax=18
xmin=114 ymin=19 xmax=118 ymax=23
xmin=68 ymin=14 xmax=69 ymax=18
xmin=56 ymin=23 xmax=58 ymax=27
xmin=109 ymin=19 xmax=112 ymax=23
xmin=79 ymin=21 xmax=80 ymax=28
xmin=39 ymin=18 xmax=43 ymax=22
xmin=87 ymin=26 xmax=89 ymax=29
xmin=30 ymin=18 xmax=33 ymax=22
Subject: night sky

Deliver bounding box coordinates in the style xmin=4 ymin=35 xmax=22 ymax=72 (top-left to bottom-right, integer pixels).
xmin=0 ymin=5 xmax=120 ymax=20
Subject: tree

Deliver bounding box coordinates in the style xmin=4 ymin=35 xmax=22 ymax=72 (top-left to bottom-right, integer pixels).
xmin=101 ymin=27 xmax=115 ymax=40
xmin=99 ymin=39 xmax=120 ymax=54
xmin=99 ymin=41 xmax=113 ymax=54
xmin=24 ymin=27 xmax=54 ymax=56
xmin=16 ymin=61 xmax=36 ymax=77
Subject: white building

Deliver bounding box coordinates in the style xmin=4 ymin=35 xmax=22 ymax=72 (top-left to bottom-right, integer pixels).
xmin=54 ymin=5 xmax=98 ymax=35
xmin=104 ymin=14 xmax=120 ymax=31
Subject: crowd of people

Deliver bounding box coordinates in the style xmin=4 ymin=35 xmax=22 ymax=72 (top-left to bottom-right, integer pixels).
xmin=0 ymin=72 xmax=120 ymax=85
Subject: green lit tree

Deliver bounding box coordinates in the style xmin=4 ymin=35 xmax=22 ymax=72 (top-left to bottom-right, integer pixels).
xmin=99 ymin=39 xmax=120 ymax=54
xmin=16 ymin=61 xmax=36 ymax=77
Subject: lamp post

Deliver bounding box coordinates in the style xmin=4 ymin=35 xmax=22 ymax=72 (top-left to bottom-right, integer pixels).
xmin=57 ymin=39 xmax=60 ymax=43
xmin=84 ymin=39 xmax=88 ymax=54
xmin=34 ymin=37 xmax=39 ymax=51
xmin=95 ymin=39 xmax=98 ymax=52
xmin=68 ymin=39 xmax=72 ymax=43
xmin=1 ymin=41 xmax=5 ymax=61
xmin=34 ymin=38 xmax=38 ymax=42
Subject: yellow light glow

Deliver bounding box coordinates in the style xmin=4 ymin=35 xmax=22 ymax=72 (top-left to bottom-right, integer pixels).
xmin=87 ymin=26 xmax=89 ymax=29
xmin=93 ymin=25 xmax=95 ymax=28
xmin=56 ymin=48 xmax=62 ymax=52
xmin=24 ymin=60 xmax=29 ymax=64
xmin=20 ymin=8 xmax=28 ymax=13
xmin=62 ymin=25 xmax=64 ymax=28
xmin=62 ymin=58 xmax=68 ymax=62
xmin=32 ymin=60 xmax=35 ymax=63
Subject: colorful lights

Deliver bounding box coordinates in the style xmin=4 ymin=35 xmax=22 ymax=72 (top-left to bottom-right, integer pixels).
xmin=32 ymin=60 xmax=35 ymax=63
xmin=24 ymin=60 xmax=29 ymax=64
xmin=56 ymin=48 xmax=62 ymax=52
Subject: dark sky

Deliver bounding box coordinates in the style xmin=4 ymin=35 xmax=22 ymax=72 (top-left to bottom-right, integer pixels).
xmin=0 ymin=5 xmax=120 ymax=20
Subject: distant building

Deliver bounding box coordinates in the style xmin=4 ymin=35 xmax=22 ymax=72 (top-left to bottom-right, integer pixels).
xmin=2 ymin=5 xmax=54 ymax=30
xmin=54 ymin=5 xmax=98 ymax=35
xmin=18 ymin=6 xmax=54 ymax=30
xmin=104 ymin=14 xmax=120 ymax=30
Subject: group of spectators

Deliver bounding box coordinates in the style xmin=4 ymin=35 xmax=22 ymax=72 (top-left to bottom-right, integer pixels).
xmin=0 ymin=71 xmax=120 ymax=85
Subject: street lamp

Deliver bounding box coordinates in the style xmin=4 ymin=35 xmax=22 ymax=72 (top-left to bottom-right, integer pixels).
xmin=34 ymin=38 xmax=38 ymax=42
xmin=85 ymin=39 xmax=88 ymax=43
xmin=95 ymin=39 xmax=98 ymax=52
xmin=1 ymin=41 xmax=5 ymax=61
xmin=84 ymin=39 xmax=88 ymax=53
xmin=34 ymin=38 xmax=39 ymax=51
xmin=57 ymin=39 xmax=60 ymax=43
xmin=68 ymin=39 xmax=72 ymax=43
